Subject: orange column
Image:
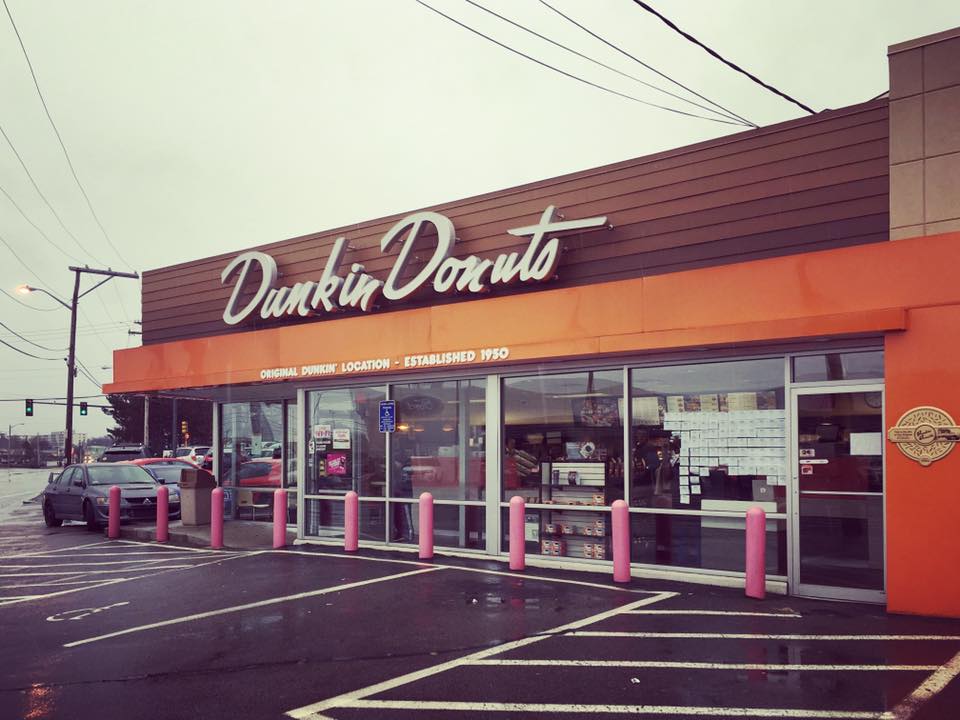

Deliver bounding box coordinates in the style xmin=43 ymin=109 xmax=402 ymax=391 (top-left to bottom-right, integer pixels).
xmin=885 ymin=304 xmax=960 ymax=618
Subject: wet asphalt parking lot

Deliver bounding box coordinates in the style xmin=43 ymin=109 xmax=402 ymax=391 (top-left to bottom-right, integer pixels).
xmin=1 ymin=471 xmax=959 ymax=719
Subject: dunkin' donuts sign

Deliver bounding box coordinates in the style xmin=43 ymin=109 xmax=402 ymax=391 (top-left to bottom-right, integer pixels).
xmin=220 ymin=206 xmax=608 ymax=326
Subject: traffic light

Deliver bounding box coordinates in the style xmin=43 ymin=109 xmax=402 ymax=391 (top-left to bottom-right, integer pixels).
xmin=180 ymin=420 xmax=188 ymax=435
xmin=25 ymin=399 xmax=33 ymax=417
xmin=79 ymin=402 xmax=88 ymax=416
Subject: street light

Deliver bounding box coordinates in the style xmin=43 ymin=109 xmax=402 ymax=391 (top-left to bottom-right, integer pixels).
xmin=18 ymin=266 xmax=139 ymax=465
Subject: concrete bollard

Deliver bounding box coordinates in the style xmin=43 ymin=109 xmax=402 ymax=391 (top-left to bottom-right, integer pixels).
xmin=156 ymin=485 xmax=169 ymax=543
xmin=108 ymin=485 xmax=121 ymax=539
xmin=509 ymin=495 xmax=525 ymax=571
xmin=344 ymin=491 xmax=359 ymax=551
xmin=211 ymin=487 xmax=224 ymax=550
xmin=419 ymin=492 xmax=434 ymax=560
xmin=612 ymin=499 xmax=630 ymax=583
xmin=745 ymin=506 xmax=766 ymax=599
xmin=273 ymin=489 xmax=286 ymax=549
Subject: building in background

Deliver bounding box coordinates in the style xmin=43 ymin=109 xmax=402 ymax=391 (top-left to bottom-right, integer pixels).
xmin=106 ymin=27 xmax=960 ymax=618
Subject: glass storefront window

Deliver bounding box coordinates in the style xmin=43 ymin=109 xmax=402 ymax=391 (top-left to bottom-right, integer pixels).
xmin=502 ymin=507 xmax=610 ymax=561
xmin=502 ymin=370 xmax=624 ymax=506
xmin=305 ymin=387 xmax=386 ymax=497
xmin=792 ymin=351 xmax=883 ymax=383
xmin=630 ymin=359 xmax=786 ymax=512
xmin=398 ymin=502 xmax=485 ymax=549
xmin=630 ymin=513 xmax=787 ymax=575
xmin=390 ymin=380 xmax=486 ymax=501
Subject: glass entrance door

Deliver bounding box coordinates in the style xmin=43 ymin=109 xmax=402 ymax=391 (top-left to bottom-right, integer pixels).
xmin=791 ymin=385 xmax=885 ymax=603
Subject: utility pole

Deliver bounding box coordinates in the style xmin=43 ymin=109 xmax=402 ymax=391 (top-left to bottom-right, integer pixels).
xmin=18 ymin=266 xmax=139 ymax=466
xmin=143 ymin=396 xmax=150 ymax=451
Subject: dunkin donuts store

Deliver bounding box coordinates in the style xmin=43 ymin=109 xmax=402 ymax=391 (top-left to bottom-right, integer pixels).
xmin=106 ymin=28 xmax=960 ymax=618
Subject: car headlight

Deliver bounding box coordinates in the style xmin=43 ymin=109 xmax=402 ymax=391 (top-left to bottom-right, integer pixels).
xmin=95 ymin=496 xmax=109 ymax=505
xmin=170 ymin=491 xmax=180 ymax=500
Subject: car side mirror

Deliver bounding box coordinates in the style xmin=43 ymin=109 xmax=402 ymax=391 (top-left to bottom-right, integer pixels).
xmin=158 ymin=478 xmax=166 ymax=484
xmin=48 ymin=472 xmax=55 ymax=483
xmin=73 ymin=478 xmax=84 ymax=488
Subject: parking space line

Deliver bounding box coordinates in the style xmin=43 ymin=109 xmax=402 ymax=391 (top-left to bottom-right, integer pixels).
xmin=0 ymin=557 xmax=208 ymax=569
xmin=568 ymin=632 xmax=960 ymax=641
xmin=332 ymin=699 xmax=892 ymax=718
xmin=624 ymin=610 xmax=802 ymax=617
xmin=277 ymin=549 xmax=653 ymax=594
xmin=64 ymin=566 xmax=445 ymax=648
xmin=1 ymin=541 xmax=117 ymax=559
xmin=0 ymin=579 xmax=127 ymax=589
xmin=0 ymin=549 xmax=259 ymax=607
xmin=467 ymin=660 xmax=940 ymax=671
xmin=0 ymin=566 xmax=197 ymax=576
xmin=285 ymin=590 xmax=676 ymax=719
xmin=891 ymin=650 xmax=960 ymax=720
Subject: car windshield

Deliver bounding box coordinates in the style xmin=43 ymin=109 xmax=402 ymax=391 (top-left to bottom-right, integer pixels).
xmin=87 ymin=466 xmax=156 ymax=486
xmin=174 ymin=449 xmax=191 ymax=457
xmin=148 ymin=466 xmax=187 ymax=484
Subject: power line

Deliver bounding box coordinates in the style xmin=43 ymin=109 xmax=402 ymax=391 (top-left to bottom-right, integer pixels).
xmin=0 ymin=122 xmax=96 ymax=264
xmin=0 ymin=319 xmax=65 ymax=352
xmin=0 ymin=177 xmax=83 ymax=263
xmin=413 ymin=0 xmax=747 ymax=127
xmin=2 ymin=0 xmax=133 ymax=269
xmin=0 ymin=336 xmax=59 ymax=361
xmin=537 ymin=0 xmax=756 ymax=128
xmin=463 ymin=0 xmax=750 ymax=126
xmin=630 ymin=0 xmax=816 ymax=115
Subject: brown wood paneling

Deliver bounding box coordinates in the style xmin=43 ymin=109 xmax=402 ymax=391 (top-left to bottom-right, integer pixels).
xmin=142 ymin=100 xmax=890 ymax=346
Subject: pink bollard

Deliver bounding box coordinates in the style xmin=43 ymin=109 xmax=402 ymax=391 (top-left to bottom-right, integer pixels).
xmin=210 ymin=487 xmax=224 ymax=550
xmin=745 ymin=506 xmax=766 ymax=599
xmin=108 ymin=485 xmax=121 ymax=539
xmin=612 ymin=499 xmax=630 ymax=583
xmin=273 ymin=489 xmax=287 ymax=549
xmin=509 ymin=496 xmax=525 ymax=571
xmin=344 ymin=491 xmax=359 ymax=552
xmin=156 ymin=485 xmax=169 ymax=543
xmin=419 ymin=492 xmax=434 ymax=560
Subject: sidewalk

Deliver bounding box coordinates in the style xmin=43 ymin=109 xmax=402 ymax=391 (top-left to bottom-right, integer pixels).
xmin=117 ymin=519 xmax=297 ymax=550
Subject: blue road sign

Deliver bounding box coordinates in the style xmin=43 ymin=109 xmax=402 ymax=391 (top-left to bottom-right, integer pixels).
xmin=379 ymin=400 xmax=396 ymax=433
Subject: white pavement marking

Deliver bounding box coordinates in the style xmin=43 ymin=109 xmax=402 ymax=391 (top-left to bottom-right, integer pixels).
xmin=891 ymin=650 xmax=960 ymax=720
xmin=624 ymin=610 xmax=802 ymax=617
xmin=111 ymin=539 xmax=239 ymax=554
xmin=569 ymin=632 xmax=960 ymax=641
xmin=1 ymin=541 xmax=119 ymax=559
xmin=285 ymin=590 xmax=677 ymax=719
xmin=0 ymin=579 xmax=124 ymax=589
xmin=0 ymin=550 xmax=257 ymax=607
xmin=0 ymin=566 xmax=196 ymax=576
xmin=468 ymin=659 xmax=939 ymax=671
xmin=47 ymin=601 xmax=130 ymax=622
xmin=332 ymin=700 xmax=893 ymax=718
xmin=275 ymin=549 xmax=653 ymax=594
xmin=0 ymin=557 xmax=207 ymax=568
xmin=64 ymin=566 xmax=444 ymax=648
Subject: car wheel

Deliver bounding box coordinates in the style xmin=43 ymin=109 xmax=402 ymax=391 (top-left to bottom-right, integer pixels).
xmin=83 ymin=501 xmax=101 ymax=531
xmin=43 ymin=501 xmax=62 ymax=528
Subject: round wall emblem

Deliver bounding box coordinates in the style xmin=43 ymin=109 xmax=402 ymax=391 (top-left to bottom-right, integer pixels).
xmin=887 ymin=406 xmax=958 ymax=466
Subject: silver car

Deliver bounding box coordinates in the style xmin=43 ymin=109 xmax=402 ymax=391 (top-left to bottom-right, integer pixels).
xmin=42 ymin=463 xmax=181 ymax=530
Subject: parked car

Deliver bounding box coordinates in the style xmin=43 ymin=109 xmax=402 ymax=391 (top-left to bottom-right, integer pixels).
xmin=42 ymin=463 xmax=180 ymax=530
xmin=221 ymin=458 xmax=282 ymax=487
xmin=201 ymin=448 xmax=248 ymax=472
xmin=127 ymin=457 xmax=212 ymax=489
xmin=175 ymin=445 xmax=211 ymax=465
xmin=98 ymin=444 xmax=153 ymax=463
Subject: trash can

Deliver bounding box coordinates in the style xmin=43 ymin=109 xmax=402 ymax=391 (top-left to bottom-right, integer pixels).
xmin=180 ymin=468 xmax=217 ymax=526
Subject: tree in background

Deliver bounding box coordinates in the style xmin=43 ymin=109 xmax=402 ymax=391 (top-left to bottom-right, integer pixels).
xmin=105 ymin=395 xmax=213 ymax=451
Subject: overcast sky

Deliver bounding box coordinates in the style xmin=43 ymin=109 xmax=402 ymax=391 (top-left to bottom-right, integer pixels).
xmin=1 ymin=0 xmax=957 ymax=440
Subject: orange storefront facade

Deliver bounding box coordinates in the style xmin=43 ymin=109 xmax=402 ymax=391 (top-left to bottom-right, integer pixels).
xmin=107 ymin=28 xmax=960 ymax=617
